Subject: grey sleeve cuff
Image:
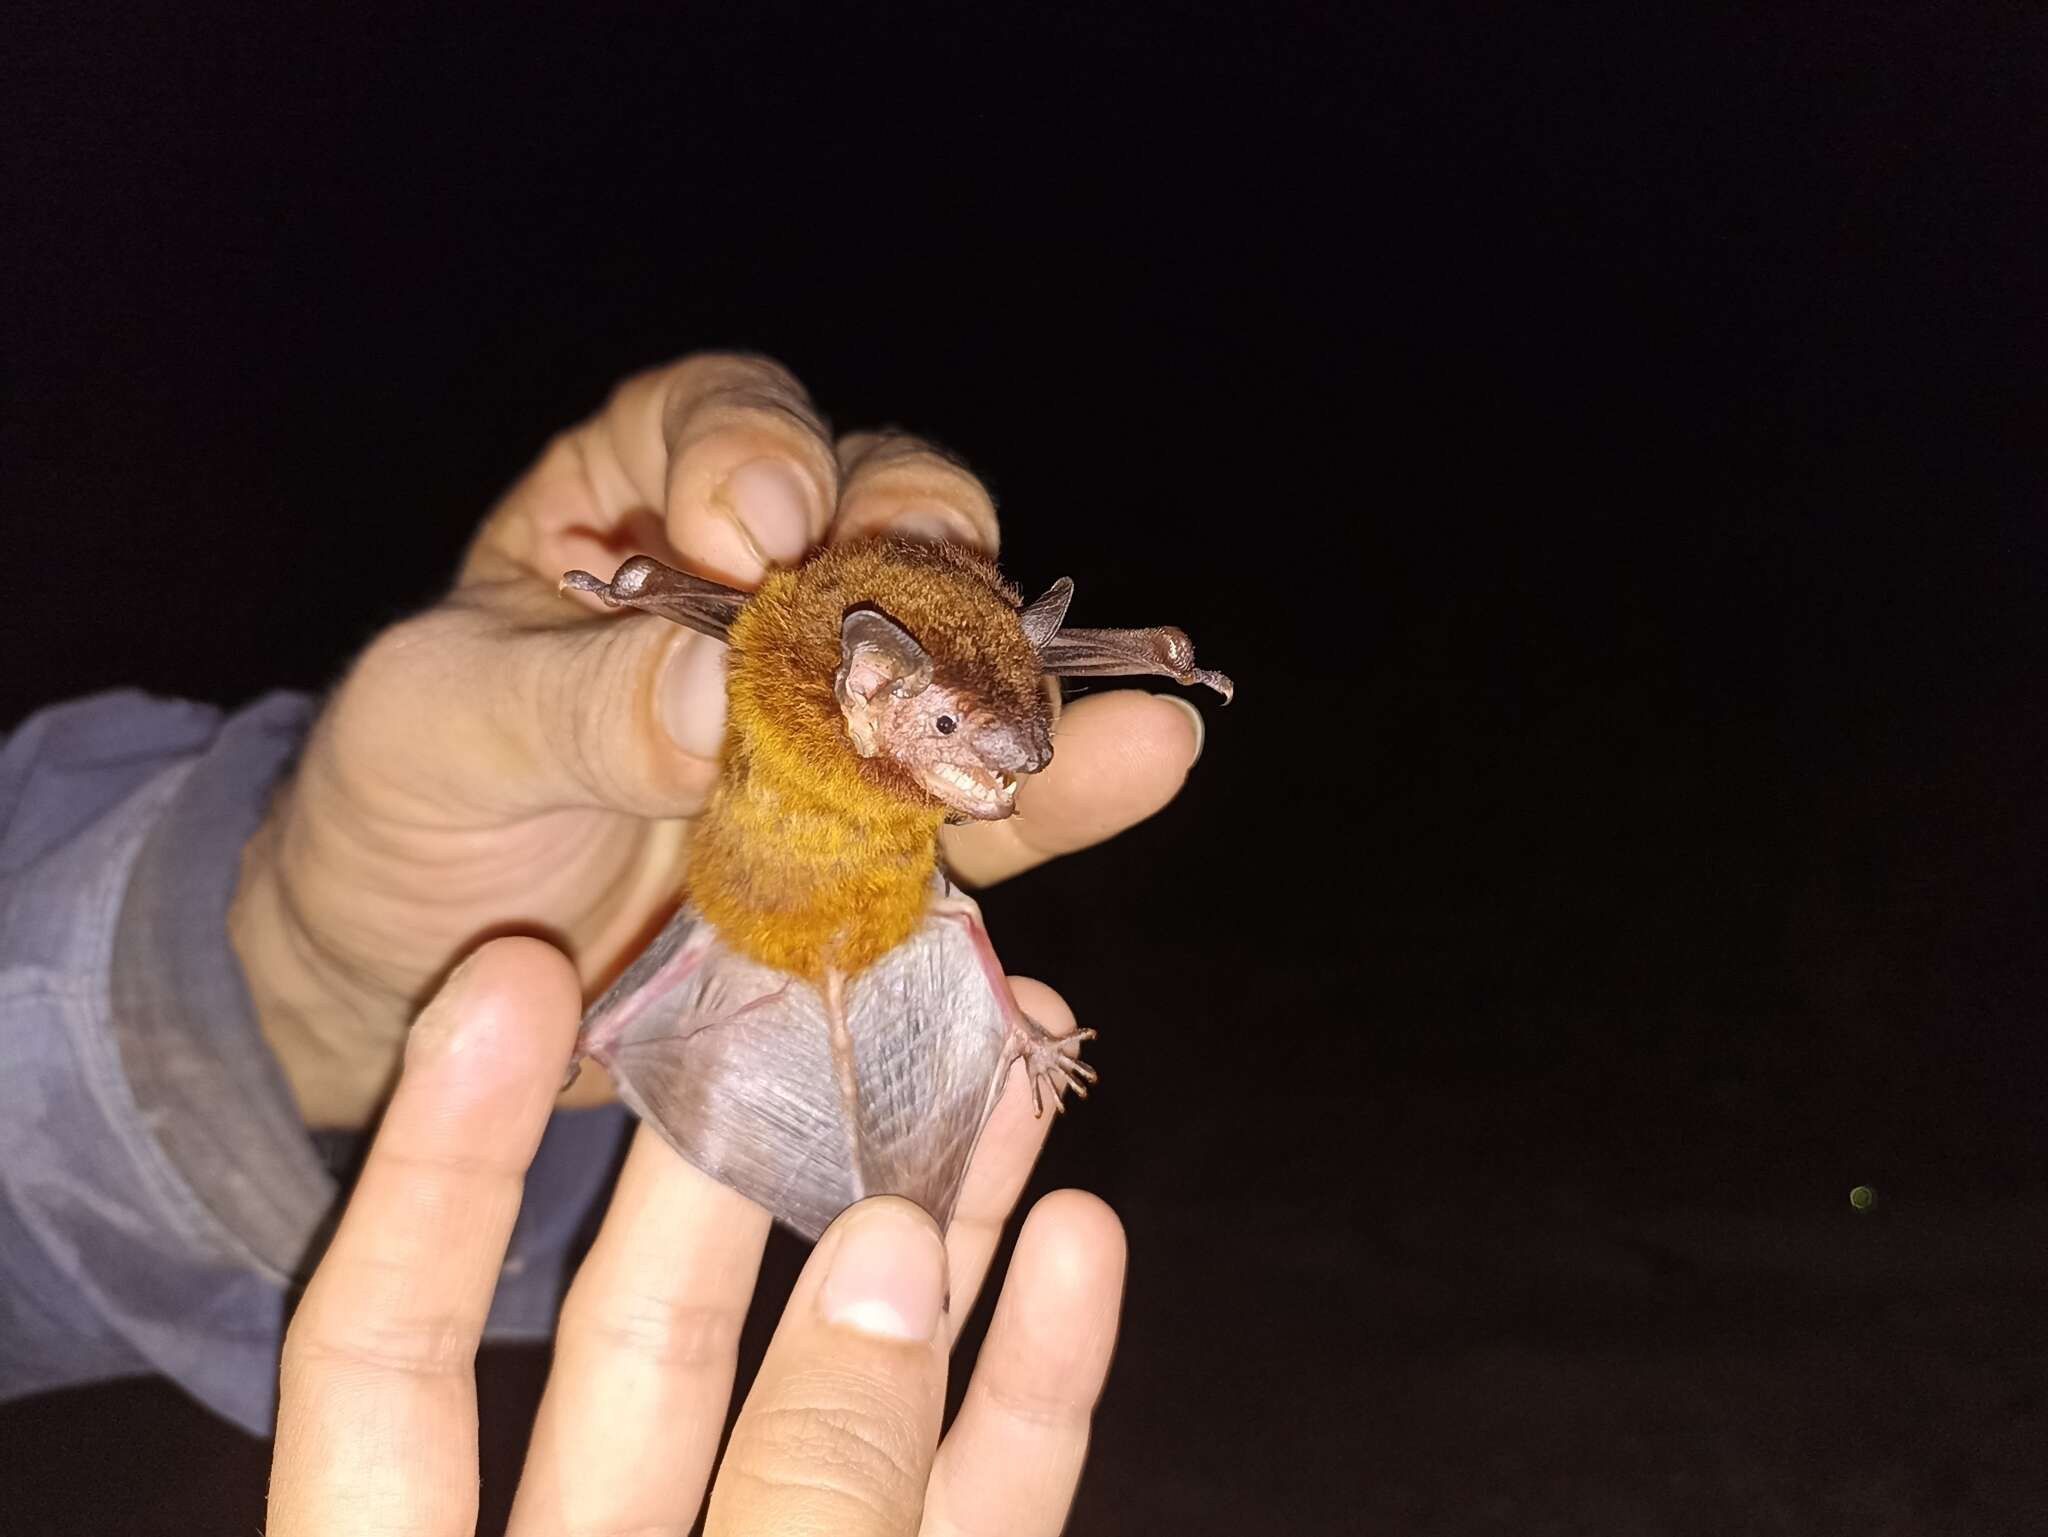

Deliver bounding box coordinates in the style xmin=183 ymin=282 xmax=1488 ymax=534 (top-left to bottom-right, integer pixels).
xmin=0 ymin=689 xmax=629 ymax=1434
xmin=108 ymin=692 xmax=338 ymax=1282
xmin=103 ymin=686 xmax=630 ymax=1306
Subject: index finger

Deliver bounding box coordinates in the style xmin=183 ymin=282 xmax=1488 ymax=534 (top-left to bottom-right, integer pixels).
xmin=939 ymin=976 xmax=1075 ymax=1344
xmin=268 ymin=939 xmax=583 ymax=1537
xmin=469 ymin=353 xmax=842 ymax=591
xmin=941 ymin=688 xmax=1206 ymax=887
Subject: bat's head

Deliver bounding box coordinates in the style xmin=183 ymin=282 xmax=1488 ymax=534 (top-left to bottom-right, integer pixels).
xmin=833 ymin=580 xmax=1055 ymax=822
xmin=721 ymin=538 xmax=1065 ymax=822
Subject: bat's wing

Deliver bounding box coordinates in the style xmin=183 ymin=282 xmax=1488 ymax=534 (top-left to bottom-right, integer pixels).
xmin=560 ymin=555 xmax=750 ymax=642
xmin=576 ymin=887 xmax=1011 ymax=1239
xmin=1038 ymin=617 xmax=1235 ymax=702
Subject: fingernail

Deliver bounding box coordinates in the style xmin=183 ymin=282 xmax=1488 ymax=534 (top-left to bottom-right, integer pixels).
xmin=407 ymin=951 xmax=485 ymax=1062
xmin=1162 ymin=694 xmax=1206 ymax=767
xmin=885 ymin=506 xmax=972 ymax=545
xmin=660 ymin=633 xmax=729 ymax=759
xmin=724 ymin=458 xmax=819 ymax=570
xmin=819 ymin=1201 xmax=947 ymax=1342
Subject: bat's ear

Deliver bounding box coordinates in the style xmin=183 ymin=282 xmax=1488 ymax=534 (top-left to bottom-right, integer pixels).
xmin=837 ymin=608 xmax=933 ymax=757
xmin=837 ymin=606 xmax=933 ymax=706
xmin=1018 ymin=577 xmax=1075 ymax=652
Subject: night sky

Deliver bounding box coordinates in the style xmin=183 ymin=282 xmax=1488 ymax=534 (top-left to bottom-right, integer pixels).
xmin=5 ymin=5 xmax=2044 ymax=1531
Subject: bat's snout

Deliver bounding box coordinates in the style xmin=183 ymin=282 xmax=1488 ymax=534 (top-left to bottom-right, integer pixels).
xmin=976 ymin=718 xmax=1054 ymax=777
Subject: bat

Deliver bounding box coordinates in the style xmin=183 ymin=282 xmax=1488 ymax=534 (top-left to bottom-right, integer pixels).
xmin=560 ymin=538 xmax=1232 ymax=1239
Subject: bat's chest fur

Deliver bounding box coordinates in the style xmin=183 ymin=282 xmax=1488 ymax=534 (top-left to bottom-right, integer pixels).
xmin=684 ymin=750 xmax=946 ymax=981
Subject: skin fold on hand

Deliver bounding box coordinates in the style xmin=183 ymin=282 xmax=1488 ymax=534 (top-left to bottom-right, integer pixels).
xmin=227 ymin=352 xmax=1203 ymax=1128
xmin=267 ymin=939 xmax=1127 ymax=1537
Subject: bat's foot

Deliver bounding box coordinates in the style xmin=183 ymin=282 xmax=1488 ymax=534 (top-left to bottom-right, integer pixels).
xmin=928 ymin=890 xmax=1101 ymax=1117
xmin=1008 ymin=1014 xmax=1099 ymax=1118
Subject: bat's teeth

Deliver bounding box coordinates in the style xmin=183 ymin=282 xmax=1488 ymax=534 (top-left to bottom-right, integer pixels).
xmin=929 ymin=760 xmax=1013 ymax=810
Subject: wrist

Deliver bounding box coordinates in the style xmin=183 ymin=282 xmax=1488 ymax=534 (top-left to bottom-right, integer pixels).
xmin=228 ymin=799 xmax=407 ymax=1129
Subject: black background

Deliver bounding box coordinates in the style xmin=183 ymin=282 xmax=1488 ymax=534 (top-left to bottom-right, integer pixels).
xmin=5 ymin=3 xmax=2045 ymax=1532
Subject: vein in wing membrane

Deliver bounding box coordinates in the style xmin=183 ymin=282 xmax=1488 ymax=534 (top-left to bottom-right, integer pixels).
xmin=578 ymin=885 xmax=1012 ymax=1240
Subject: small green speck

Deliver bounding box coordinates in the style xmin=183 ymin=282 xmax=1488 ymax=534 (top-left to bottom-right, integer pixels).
xmin=1850 ymin=1185 xmax=1876 ymax=1212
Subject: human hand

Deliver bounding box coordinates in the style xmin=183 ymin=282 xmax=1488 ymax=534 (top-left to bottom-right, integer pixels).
xmin=230 ymin=353 xmax=1203 ymax=1127
xmin=269 ymin=938 xmax=1126 ymax=1536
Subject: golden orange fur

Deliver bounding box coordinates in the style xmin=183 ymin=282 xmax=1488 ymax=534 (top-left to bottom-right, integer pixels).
xmin=685 ymin=539 xmax=1043 ymax=978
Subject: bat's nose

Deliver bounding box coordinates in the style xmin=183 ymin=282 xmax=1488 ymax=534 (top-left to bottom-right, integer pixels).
xmin=977 ymin=719 xmax=1054 ymax=776
xmin=1023 ymin=722 xmax=1054 ymax=773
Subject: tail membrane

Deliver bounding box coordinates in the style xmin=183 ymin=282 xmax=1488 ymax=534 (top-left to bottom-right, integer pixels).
xmin=577 ymin=889 xmax=1011 ymax=1240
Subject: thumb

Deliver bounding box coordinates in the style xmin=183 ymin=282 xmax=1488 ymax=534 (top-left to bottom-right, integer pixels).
xmin=705 ymin=1197 xmax=949 ymax=1537
xmin=323 ymin=579 xmax=730 ymax=823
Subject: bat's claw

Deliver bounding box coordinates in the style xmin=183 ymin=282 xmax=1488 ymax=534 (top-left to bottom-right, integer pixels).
xmin=1011 ymin=1020 xmax=1098 ymax=1119
xmin=559 ymin=569 xmax=615 ymax=603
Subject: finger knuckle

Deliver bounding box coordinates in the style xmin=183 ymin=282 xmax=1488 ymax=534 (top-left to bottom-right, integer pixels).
xmin=682 ymin=354 xmax=830 ymax=442
xmin=692 ymin=349 xmax=807 ymax=398
xmin=563 ymin=1286 xmax=748 ymax=1372
xmin=494 ymin=612 xmax=651 ymax=812
xmin=845 ymin=427 xmax=976 ymax=483
xmin=850 ymin=432 xmax=996 ymax=516
xmin=346 ymin=607 xmax=471 ymax=696
xmin=979 ymin=1374 xmax=1093 ymax=1432
xmin=542 ymin=620 xmax=638 ymax=798
xmin=724 ymin=1370 xmax=932 ymax=1526
xmin=317 ymin=607 xmax=490 ymax=788
xmin=283 ymin=1310 xmax=474 ymax=1383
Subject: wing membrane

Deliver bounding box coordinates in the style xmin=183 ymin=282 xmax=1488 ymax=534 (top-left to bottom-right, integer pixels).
xmin=577 ymin=888 xmax=1011 ymax=1239
xmin=1040 ymin=624 xmax=1235 ymax=702
xmin=561 ymin=555 xmax=750 ymax=641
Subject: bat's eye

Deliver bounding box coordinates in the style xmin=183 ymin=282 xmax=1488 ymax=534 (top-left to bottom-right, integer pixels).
xmin=935 ymin=714 xmax=958 ymax=735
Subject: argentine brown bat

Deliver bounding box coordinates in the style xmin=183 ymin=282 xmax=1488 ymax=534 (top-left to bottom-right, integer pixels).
xmin=562 ymin=539 xmax=1231 ymax=1239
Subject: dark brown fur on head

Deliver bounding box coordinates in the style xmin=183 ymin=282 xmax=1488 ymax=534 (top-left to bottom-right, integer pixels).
xmin=725 ymin=537 xmax=1055 ymax=821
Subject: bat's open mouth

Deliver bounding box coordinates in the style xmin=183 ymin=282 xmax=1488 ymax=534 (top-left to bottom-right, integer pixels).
xmin=921 ymin=761 xmax=1021 ymax=820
